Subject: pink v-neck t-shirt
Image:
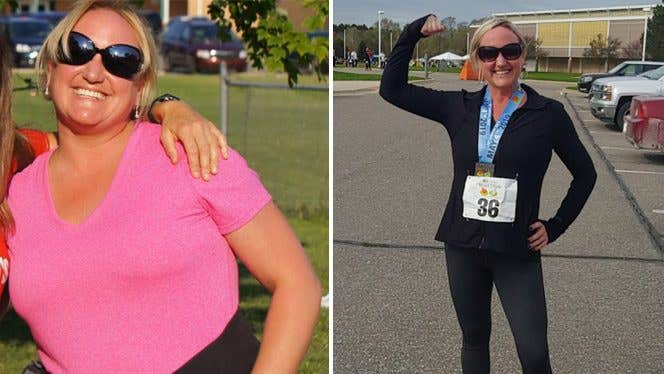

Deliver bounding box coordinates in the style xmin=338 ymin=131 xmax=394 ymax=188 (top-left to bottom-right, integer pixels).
xmin=7 ymin=122 xmax=271 ymax=373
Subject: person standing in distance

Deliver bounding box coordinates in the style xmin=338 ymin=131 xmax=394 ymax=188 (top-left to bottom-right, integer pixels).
xmin=380 ymin=14 xmax=596 ymax=373
xmin=365 ymin=47 xmax=373 ymax=71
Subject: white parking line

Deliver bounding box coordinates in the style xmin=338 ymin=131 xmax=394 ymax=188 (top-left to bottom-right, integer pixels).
xmin=615 ymin=169 xmax=664 ymax=176
xmin=588 ymin=130 xmax=622 ymax=134
xmin=600 ymin=146 xmax=636 ymax=151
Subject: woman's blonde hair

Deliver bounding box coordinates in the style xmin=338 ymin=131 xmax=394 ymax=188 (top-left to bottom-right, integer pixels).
xmin=469 ymin=18 xmax=526 ymax=73
xmin=36 ymin=0 xmax=157 ymax=118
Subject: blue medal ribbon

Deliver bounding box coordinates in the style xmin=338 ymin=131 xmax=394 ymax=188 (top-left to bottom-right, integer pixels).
xmin=477 ymin=85 xmax=525 ymax=164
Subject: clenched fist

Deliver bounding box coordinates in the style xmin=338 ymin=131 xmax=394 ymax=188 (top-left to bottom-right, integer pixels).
xmin=420 ymin=14 xmax=445 ymax=36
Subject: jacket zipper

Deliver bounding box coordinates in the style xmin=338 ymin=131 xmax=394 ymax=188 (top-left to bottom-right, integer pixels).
xmin=478 ymin=224 xmax=486 ymax=249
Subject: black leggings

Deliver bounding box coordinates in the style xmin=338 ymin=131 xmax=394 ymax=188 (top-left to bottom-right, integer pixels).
xmin=445 ymin=245 xmax=553 ymax=374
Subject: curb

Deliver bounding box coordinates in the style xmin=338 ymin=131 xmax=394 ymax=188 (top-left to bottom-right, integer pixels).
xmin=333 ymin=78 xmax=436 ymax=95
xmin=564 ymin=95 xmax=664 ymax=257
xmin=333 ymin=85 xmax=380 ymax=95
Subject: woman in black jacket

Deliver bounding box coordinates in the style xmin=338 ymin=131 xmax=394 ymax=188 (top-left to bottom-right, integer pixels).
xmin=380 ymin=15 xmax=596 ymax=374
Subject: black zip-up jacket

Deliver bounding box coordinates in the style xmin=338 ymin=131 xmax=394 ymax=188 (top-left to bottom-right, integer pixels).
xmin=379 ymin=16 xmax=597 ymax=258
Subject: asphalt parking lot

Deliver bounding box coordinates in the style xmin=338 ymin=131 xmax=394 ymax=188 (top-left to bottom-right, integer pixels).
xmin=565 ymin=90 xmax=664 ymax=248
xmin=333 ymin=71 xmax=664 ymax=373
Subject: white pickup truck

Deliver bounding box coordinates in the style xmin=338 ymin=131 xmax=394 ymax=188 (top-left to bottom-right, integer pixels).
xmin=589 ymin=65 xmax=664 ymax=131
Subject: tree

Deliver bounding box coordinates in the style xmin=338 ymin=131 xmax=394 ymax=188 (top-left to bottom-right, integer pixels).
xmin=646 ymin=3 xmax=664 ymax=60
xmin=583 ymin=33 xmax=622 ymax=70
xmin=209 ymin=0 xmax=328 ymax=87
xmin=0 ymin=0 xmax=17 ymax=10
xmin=333 ymin=33 xmax=344 ymax=59
xmin=440 ymin=16 xmax=457 ymax=31
xmin=621 ymin=38 xmax=643 ymax=59
xmin=523 ymin=35 xmax=548 ymax=72
xmin=357 ymin=41 xmax=367 ymax=60
xmin=583 ymin=33 xmax=622 ymax=59
xmin=344 ymin=27 xmax=363 ymax=53
xmin=371 ymin=17 xmax=401 ymax=56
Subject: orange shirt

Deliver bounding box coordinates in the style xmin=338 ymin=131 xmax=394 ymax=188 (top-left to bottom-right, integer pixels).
xmin=0 ymin=129 xmax=51 ymax=300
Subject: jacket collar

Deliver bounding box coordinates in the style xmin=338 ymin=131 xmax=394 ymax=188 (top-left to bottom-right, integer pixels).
xmin=464 ymin=83 xmax=549 ymax=111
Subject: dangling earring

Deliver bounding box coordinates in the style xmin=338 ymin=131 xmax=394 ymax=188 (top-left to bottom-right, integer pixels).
xmin=44 ymin=76 xmax=51 ymax=97
xmin=477 ymin=68 xmax=485 ymax=88
xmin=134 ymin=106 xmax=139 ymax=120
xmin=520 ymin=66 xmax=528 ymax=81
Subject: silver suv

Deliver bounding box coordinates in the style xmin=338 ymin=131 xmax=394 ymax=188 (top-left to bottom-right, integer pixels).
xmin=589 ymin=66 xmax=664 ymax=131
xmin=578 ymin=60 xmax=664 ymax=93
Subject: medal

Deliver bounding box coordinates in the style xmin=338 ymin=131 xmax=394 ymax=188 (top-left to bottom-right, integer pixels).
xmin=474 ymin=162 xmax=494 ymax=177
xmin=461 ymin=84 xmax=524 ymax=224
xmin=477 ymin=84 xmax=524 ymax=166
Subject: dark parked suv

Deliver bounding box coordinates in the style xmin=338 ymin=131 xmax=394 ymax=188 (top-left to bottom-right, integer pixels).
xmin=138 ymin=10 xmax=162 ymax=40
xmin=160 ymin=17 xmax=247 ymax=73
xmin=26 ymin=11 xmax=67 ymax=27
xmin=0 ymin=16 xmax=52 ymax=67
xmin=577 ymin=60 xmax=664 ymax=93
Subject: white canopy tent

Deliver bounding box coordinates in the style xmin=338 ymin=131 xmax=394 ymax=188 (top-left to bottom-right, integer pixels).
xmin=427 ymin=52 xmax=468 ymax=69
xmin=429 ymin=52 xmax=467 ymax=62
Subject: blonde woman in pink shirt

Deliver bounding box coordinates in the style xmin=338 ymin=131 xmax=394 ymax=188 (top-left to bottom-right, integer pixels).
xmin=7 ymin=1 xmax=322 ymax=373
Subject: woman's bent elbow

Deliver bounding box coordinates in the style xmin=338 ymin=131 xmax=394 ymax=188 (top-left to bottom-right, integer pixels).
xmin=379 ymin=85 xmax=401 ymax=107
xmin=378 ymin=83 xmax=389 ymax=101
xmin=308 ymin=275 xmax=323 ymax=307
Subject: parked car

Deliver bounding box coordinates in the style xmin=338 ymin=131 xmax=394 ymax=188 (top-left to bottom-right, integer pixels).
xmin=624 ymin=96 xmax=664 ymax=151
xmin=288 ymin=30 xmax=328 ymax=74
xmin=577 ymin=60 xmax=664 ymax=93
xmin=26 ymin=11 xmax=67 ymax=27
xmin=589 ymin=66 xmax=664 ymax=131
xmin=0 ymin=16 xmax=52 ymax=67
xmin=160 ymin=16 xmax=247 ymax=73
xmin=138 ymin=10 xmax=162 ymax=40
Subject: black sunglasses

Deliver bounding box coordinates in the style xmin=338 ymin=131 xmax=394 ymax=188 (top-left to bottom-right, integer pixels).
xmin=477 ymin=43 xmax=523 ymax=62
xmin=57 ymin=31 xmax=143 ymax=79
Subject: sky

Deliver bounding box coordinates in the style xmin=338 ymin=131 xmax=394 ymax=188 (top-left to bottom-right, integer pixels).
xmin=332 ymin=0 xmax=660 ymax=26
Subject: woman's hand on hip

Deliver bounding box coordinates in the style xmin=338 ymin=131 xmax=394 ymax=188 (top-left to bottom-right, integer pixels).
xmin=157 ymin=100 xmax=229 ymax=181
xmin=420 ymin=15 xmax=445 ymax=36
xmin=528 ymin=221 xmax=549 ymax=251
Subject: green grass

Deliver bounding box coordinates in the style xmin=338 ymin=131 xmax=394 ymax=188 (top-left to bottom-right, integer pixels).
xmin=229 ymin=70 xmax=328 ymax=87
xmin=524 ymin=71 xmax=581 ymax=82
xmin=409 ymin=65 xmax=462 ymax=73
xmin=2 ymin=71 xmax=329 ymax=373
xmin=333 ymin=70 xmax=423 ymax=81
xmin=406 ymin=66 xmax=581 ymax=83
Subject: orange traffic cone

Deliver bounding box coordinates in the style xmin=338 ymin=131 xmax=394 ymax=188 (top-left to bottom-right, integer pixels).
xmin=459 ymin=60 xmax=479 ymax=80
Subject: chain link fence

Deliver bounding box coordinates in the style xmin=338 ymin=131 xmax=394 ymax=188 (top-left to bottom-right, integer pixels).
xmin=221 ymin=66 xmax=328 ymax=218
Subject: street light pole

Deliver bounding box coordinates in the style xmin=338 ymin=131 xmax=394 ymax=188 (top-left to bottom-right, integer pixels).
xmin=343 ymin=28 xmax=347 ymax=63
xmin=378 ymin=10 xmax=384 ymax=66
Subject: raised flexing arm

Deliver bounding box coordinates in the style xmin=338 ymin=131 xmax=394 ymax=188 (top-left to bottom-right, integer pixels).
xmin=379 ymin=15 xmax=466 ymax=132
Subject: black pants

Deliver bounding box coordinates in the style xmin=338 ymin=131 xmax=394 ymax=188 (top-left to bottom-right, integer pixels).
xmin=445 ymin=245 xmax=553 ymax=374
xmin=175 ymin=309 xmax=260 ymax=373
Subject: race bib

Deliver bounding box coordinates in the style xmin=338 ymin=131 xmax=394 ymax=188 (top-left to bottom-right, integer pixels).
xmin=462 ymin=176 xmax=518 ymax=223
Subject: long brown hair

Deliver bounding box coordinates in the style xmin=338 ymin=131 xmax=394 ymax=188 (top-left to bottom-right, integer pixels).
xmin=0 ymin=38 xmax=37 ymax=233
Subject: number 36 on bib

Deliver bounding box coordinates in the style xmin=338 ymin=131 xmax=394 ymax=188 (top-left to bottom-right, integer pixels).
xmin=462 ymin=176 xmax=518 ymax=223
